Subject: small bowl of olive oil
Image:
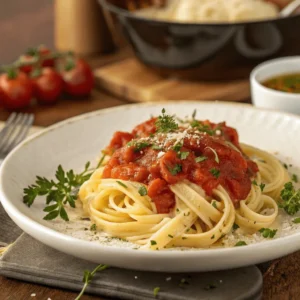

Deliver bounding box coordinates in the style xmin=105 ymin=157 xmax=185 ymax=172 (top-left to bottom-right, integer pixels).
xmin=251 ymin=56 xmax=300 ymax=115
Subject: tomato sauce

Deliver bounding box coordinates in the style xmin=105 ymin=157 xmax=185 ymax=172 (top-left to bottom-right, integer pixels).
xmin=102 ymin=118 xmax=258 ymax=213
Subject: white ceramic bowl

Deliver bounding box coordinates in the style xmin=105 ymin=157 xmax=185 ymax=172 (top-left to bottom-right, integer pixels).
xmin=250 ymin=56 xmax=300 ymax=114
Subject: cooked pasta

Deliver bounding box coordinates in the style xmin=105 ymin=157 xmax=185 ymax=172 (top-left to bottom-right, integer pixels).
xmin=78 ymin=111 xmax=289 ymax=250
xmin=135 ymin=0 xmax=279 ymax=23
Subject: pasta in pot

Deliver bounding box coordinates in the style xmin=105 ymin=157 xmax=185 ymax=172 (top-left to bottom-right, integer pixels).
xmin=135 ymin=0 xmax=279 ymax=23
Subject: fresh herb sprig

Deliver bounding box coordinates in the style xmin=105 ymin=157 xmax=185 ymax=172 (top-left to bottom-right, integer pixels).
xmin=279 ymin=182 xmax=300 ymax=215
xmin=23 ymin=157 xmax=105 ymax=221
xmin=75 ymin=264 xmax=108 ymax=300
xmin=156 ymin=108 xmax=178 ymax=133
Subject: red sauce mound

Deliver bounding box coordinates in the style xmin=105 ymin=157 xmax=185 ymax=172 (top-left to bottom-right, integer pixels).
xmin=102 ymin=118 xmax=258 ymax=213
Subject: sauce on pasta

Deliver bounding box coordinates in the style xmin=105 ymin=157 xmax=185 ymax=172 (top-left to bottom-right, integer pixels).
xmin=102 ymin=118 xmax=258 ymax=213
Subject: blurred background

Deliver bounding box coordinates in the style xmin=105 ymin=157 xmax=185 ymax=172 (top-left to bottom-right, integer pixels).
xmin=0 ymin=0 xmax=54 ymax=64
xmin=0 ymin=0 xmax=299 ymax=122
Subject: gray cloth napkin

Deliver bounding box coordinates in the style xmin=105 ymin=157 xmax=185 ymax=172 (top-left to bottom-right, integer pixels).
xmin=0 ymin=204 xmax=263 ymax=300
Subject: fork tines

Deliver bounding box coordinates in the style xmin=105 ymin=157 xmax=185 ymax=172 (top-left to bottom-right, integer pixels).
xmin=0 ymin=113 xmax=34 ymax=156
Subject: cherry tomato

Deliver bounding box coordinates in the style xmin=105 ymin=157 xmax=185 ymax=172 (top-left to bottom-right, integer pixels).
xmin=32 ymin=68 xmax=63 ymax=104
xmin=61 ymin=58 xmax=94 ymax=96
xmin=19 ymin=45 xmax=54 ymax=74
xmin=0 ymin=70 xmax=33 ymax=109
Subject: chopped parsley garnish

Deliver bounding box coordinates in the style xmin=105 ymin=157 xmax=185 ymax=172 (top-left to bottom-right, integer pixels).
xmin=173 ymin=142 xmax=183 ymax=152
xmin=168 ymin=164 xmax=182 ymax=176
xmin=210 ymin=168 xmax=220 ymax=178
xmin=190 ymin=121 xmax=216 ymax=136
xmin=90 ymin=224 xmax=97 ymax=231
xmin=116 ymin=181 xmax=128 ymax=188
xmin=128 ymin=141 xmax=150 ymax=152
xmin=283 ymin=163 xmax=288 ymax=169
xmin=260 ymin=183 xmax=266 ymax=192
xmin=192 ymin=109 xmax=197 ymax=119
xmin=153 ymin=287 xmax=160 ymax=297
xmin=179 ymin=278 xmax=189 ymax=287
xmin=150 ymin=240 xmax=157 ymax=246
xmin=195 ymin=156 xmax=207 ymax=163
xmin=206 ymin=147 xmax=219 ymax=163
xmin=212 ymin=201 xmax=217 ymax=209
xmin=292 ymin=217 xmax=300 ymax=224
xmin=292 ymin=174 xmax=298 ymax=183
xmin=168 ymin=234 xmax=174 ymax=238
xmin=259 ymin=228 xmax=277 ymax=238
xmin=138 ymin=186 xmax=147 ymax=196
xmin=180 ymin=151 xmax=189 ymax=160
xmin=211 ymin=235 xmax=215 ymax=239
xmin=152 ymin=144 xmax=162 ymax=150
xmin=235 ymin=241 xmax=247 ymax=247
xmin=279 ymin=182 xmax=300 ymax=215
xmin=204 ymin=283 xmax=217 ymax=290
xmin=232 ymin=223 xmax=240 ymax=230
xmin=23 ymin=162 xmax=97 ymax=221
xmin=156 ymin=108 xmax=178 ymax=133
xmin=252 ymin=180 xmax=258 ymax=186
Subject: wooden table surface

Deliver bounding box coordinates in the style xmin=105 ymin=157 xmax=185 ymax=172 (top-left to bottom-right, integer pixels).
xmin=1 ymin=1 xmax=300 ymax=300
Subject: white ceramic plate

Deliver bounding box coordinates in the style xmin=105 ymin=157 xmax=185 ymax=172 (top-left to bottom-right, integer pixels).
xmin=1 ymin=102 xmax=300 ymax=273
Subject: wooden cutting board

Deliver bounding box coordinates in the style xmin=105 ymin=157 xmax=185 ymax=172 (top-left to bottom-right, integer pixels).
xmin=94 ymin=58 xmax=251 ymax=103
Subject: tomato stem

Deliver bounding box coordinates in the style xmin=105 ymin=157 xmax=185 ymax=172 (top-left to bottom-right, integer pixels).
xmin=31 ymin=68 xmax=42 ymax=78
xmin=65 ymin=57 xmax=75 ymax=71
xmin=6 ymin=68 xmax=17 ymax=79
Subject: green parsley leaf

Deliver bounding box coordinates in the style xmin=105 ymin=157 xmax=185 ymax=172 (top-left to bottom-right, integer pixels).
xmin=292 ymin=217 xmax=300 ymax=223
xmin=156 ymin=108 xmax=178 ymax=133
xmin=128 ymin=141 xmax=150 ymax=152
xmin=259 ymin=228 xmax=277 ymax=238
xmin=232 ymin=223 xmax=240 ymax=230
xmin=75 ymin=264 xmax=108 ymax=300
xmin=173 ymin=142 xmax=183 ymax=152
xmin=151 ymin=240 xmax=157 ymax=246
xmin=43 ymin=210 xmax=59 ymax=221
xmin=235 ymin=241 xmax=247 ymax=247
xmin=168 ymin=234 xmax=174 ymax=238
xmin=204 ymin=283 xmax=217 ymax=290
xmin=23 ymin=162 xmax=97 ymax=221
xmin=279 ymin=182 xmax=300 ymax=215
xmin=195 ymin=156 xmax=207 ymax=163
xmin=116 ymin=181 xmax=128 ymax=188
xmin=252 ymin=180 xmax=258 ymax=186
xmin=180 ymin=151 xmax=189 ymax=160
xmin=260 ymin=183 xmax=266 ymax=192
xmin=192 ymin=109 xmax=197 ymax=119
xmin=138 ymin=186 xmax=148 ymax=196
xmin=152 ymin=144 xmax=162 ymax=150
xmin=211 ymin=235 xmax=215 ymax=239
xmin=292 ymin=174 xmax=298 ymax=183
xmin=168 ymin=164 xmax=182 ymax=176
xmin=206 ymin=147 xmax=219 ymax=163
xmin=179 ymin=278 xmax=189 ymax=287
xmin=210 ymin=168 xmax=220 ymax=178
xmin=153 ymin=287 xmax=160 ymax=297
xmin=90 ymin=224 xmax=97 ymax=231
xmin=190 ymin=121 xmax=216 ymax=135
xmin=283 ymin=163 xmax=288 ymax=169
xmin=211 ymin=201 xmax=217 ymax=209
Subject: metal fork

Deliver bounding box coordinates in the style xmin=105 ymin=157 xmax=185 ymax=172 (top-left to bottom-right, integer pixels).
xmin=0 ymin=113 xmax=34 ymax=160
